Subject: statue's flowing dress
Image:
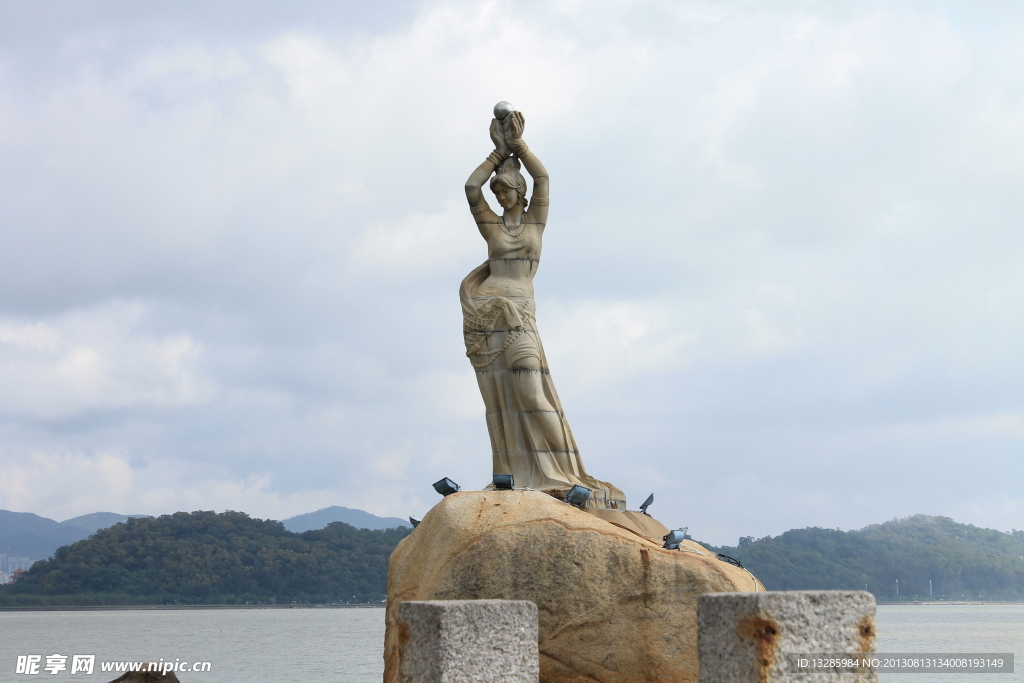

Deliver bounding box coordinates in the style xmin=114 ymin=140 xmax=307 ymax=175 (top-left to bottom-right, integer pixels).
xmin=461 ymin=204 xmax=625 ymax=509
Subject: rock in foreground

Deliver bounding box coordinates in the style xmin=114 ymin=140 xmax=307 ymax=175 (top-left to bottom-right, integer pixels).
xmin=107 ymin=664 xmax=181 ymax=682
xmin=385 ymin=490 xmax=762 ymax=683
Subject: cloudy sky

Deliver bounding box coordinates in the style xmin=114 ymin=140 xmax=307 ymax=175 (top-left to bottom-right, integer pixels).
xmin=1 ymin=0 xmax=1022 ymax=545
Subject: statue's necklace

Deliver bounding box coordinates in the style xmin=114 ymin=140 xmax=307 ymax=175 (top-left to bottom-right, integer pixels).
xmin=501 ymin=216 xmax=527 ymax=238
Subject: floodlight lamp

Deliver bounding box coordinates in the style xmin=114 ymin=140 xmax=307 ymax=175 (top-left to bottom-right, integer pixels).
xmin=717 ymin=553 xmax=743 ymax=568
xmin=432 ymin=477 xmax=461 ymax=496
xmin=564 ymin=484 xmax=592 ymax=508
xmin=639 ymin=493 xmax=654 ymax=515
xmin=409 ymin=517 xmax=421 ymax=528
xmin=493 ymin=473 xmax=514 ymax=490
xmin=663 ymin=529 xmax=686 ymax=550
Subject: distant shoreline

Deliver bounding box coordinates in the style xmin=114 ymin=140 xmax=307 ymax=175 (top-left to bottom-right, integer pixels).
xmin=0 ymin=603 xmax=386 ymax=612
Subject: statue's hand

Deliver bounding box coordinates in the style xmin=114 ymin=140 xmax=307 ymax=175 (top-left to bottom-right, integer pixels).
xmin=508 ymin=111 xmax=525 ymax=140
xmin=490 ymin=118 xmax=510 ymax=158
xmin=489 ymin=118 xmax=502 ymax=148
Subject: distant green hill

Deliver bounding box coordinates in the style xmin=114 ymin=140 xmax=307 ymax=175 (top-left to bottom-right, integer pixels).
xmin=0 ymin=510 xmax=91 ymax=560
xmin=60 ymin=512 xmax=150 ymax=534
xmin=282 ymin=506 xmax=410 ymax=532
xmin=0 ymin=510 xmax=149 ymax=561
xmin=700 ymin=515 xmax=1024 ymax=601
xmin=0 ymin=507 xmax=404 ymax=564
xmin=5 ymin=511 xmax=1023 ymax=606
xmin=1 ymin=510 xmax=411 ymax=606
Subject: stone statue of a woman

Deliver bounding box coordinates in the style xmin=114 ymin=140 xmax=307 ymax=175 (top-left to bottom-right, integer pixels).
xmin=462 ymin=105 xmax=625 ymax=509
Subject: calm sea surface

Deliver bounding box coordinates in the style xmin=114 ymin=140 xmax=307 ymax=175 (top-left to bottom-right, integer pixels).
xmin=875 ymin=605 xmax=1023 ymax=683
xmin=1 ymin=604 xmax=1021 ymax=681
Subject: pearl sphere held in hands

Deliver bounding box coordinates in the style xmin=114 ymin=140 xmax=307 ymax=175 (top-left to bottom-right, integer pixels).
xmin=493 ymin=101 xmax=514 ymax=120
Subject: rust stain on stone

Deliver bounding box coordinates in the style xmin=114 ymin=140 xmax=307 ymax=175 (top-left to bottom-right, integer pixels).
xmin=736 ymin=616 xmax=779 ymax=683
xmin=639 ymin=548 xmax=651 ymax=597
xmin=397 ymin=620 xmax=410 ymax=647
xmin=858 ymin=615 xmax=876 ymax=654
xmin=385 ymin=620 xmax=410 ymax=683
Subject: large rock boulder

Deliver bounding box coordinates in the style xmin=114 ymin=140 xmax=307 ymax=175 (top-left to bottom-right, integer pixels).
xmin=385 ymin=490 xmax=762 ymax=683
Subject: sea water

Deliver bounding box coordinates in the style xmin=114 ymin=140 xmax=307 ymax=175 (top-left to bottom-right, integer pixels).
xmin=1 ymin=604 xmax=1021 ymax=682
xmin=0 ymin=607 xmax=385 ymax=682
xmin=876 ymin=605 xmax=1023 ymax=683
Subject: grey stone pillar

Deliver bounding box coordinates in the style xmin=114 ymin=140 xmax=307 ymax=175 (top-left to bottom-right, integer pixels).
xmin=397 ymin=599 xmax=538 ymax=683
xmin=698 ymin=591 xmax=877 ymax=683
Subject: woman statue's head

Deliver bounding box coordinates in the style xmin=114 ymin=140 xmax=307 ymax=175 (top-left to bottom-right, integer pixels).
xmin=490 ymin=157 xmax=528 ymax=210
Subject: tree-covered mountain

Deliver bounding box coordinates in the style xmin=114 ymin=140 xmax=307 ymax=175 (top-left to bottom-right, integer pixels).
xmin=5 ymin=511 xmax=1023 ymax=605
xmin=0 ymin=506 xmax=402 ymax=565
xmin=700 ymin=515 xmax=1024 ymax=601
xmin=1 ymin=510 xmax=412 ymax=606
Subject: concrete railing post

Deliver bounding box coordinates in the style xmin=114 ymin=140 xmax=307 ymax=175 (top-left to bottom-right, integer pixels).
xmin=397 ymin=599 xmax=539 ymax=683
xmin=698 ymin=591 xmax=877 ymax=683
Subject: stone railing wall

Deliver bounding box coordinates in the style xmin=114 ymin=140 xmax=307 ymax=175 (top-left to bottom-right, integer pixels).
xmin=395 ymin=591 xmax=876 ymax=683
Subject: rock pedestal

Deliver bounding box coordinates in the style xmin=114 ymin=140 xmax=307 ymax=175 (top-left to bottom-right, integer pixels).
xmin=385 ymin=490 xmax=762 ymax=683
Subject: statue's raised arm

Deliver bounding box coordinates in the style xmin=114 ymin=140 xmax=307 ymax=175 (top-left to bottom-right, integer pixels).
xmin=463 ymin=121 xmax=505 ymax=225
xmin=504 ymin=111 xmax=549 ymax=226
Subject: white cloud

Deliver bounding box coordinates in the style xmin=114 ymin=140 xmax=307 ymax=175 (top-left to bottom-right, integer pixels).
xmin=0 ymin=302 xmax=211 ymax=419
xmin=350 ymin=201 xmax=477 ymax=271
xmin=883 ymin=412 xmax=1024 ymax=441
xmin=542 ymin=298 xmax=695 ymax=388
xmin=0 ymin=450 xmax=350 ymax=523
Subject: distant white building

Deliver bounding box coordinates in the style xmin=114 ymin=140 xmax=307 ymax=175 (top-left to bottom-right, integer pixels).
xmin=0 ymin=571 xmax=10 ymax=585
xmin=6 ymin=556 xmax=33 ymax=572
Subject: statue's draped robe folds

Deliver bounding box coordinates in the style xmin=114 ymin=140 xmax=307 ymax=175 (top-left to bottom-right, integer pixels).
xmin=461 ymin=261 xmax=625 ymax=509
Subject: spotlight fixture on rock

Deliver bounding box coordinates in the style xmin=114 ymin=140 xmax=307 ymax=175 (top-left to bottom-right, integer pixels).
xmin=663 ymin=529 xmax=686 ymax=550
xmin=716 ymin=553 xmax=742 ymax=568
xmin=639 ymin=493 xmax=654 ymax=515
xmin=432 ymin=477 xmax=461 ymax=496
xmin=409 ymin=517 xmax=420 ymax=528
xmin=564 ymin=484 xmax=592 ymax=508
xmin=492 ymin=473 xmax=514 ymax=490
